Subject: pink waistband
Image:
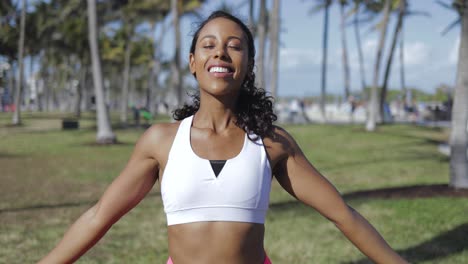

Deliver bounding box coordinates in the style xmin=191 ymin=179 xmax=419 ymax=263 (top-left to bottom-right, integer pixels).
xmin=167 ymin=253 xmax=272 ymax=264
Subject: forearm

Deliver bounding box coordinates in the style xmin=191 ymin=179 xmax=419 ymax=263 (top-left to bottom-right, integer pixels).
xmin=38 ymin=205 xmax=112 ymax=264
xmin=335 ymin=208 xmax=408 ymax=264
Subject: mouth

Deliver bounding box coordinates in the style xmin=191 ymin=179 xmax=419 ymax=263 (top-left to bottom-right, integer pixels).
xmin=208 ymin=65 xmax=234 ymax=73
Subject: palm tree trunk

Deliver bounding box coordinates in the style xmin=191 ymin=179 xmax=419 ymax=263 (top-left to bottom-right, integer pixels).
xmin=320 ymin=0 xmax=331 ymax=122
xmin=12 ymin=0 xmax=26 ymax=125
xmin=340 ymin=2 xmax=351 ymax=100
xmin=449 ymin=0 xmax=468 ymax=189
xmin=354 ymin=2 xmax=367 ymax=94
xmin=171 ymin=0 xmax=183 ymax=106
xmin=380 ymin=0 xmax=405 ymax=123
xmin=8 ymin=60 xmax=15 ymax=112
xmin=399 ymin=3 xmax=407 ymax=119
xmin=75 ymin=65 xmax=86 ymax=118
xmin=120 ymin=26 xmax=133 ymax=125
xmin=87 ymin=0 xmax=116 ymax=144
xmin=82 ymin=68 xmax=90 ymax=111
xmin=257 ymin=0 xmax=267 ymax=89
xmin=249 ymin=0 xmax=255 ymax=36
xmin=269 ymin=0 xmax=280 ymax=99
xmin=148 ymin=22 xmax=166 ymax=112
xmin=366 ymin=0 xmax=391 ymax=131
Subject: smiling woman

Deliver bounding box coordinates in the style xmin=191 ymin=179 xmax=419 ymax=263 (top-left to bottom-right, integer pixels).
xmin=174 ymin=11 xmax=277 ymax=140
xmin=38 ymin=11 xmax=408 ymax=264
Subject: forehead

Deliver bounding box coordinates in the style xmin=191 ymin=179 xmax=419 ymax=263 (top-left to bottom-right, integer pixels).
xmin=198 ymin=17 xmax=246 ymax=41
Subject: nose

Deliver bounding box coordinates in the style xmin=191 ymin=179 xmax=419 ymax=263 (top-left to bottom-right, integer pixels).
xmin=214 ymin=46 xmax=228 ymax=59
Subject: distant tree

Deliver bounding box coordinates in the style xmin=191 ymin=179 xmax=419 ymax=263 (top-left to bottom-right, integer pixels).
xmin=447 ymin=0 xmax=468 ymax=189
xmin=309 ymin=0 xmax=332 ymax=122
xmin=257 ymin=0 xmax=267 ymax=90
xmin=12 ymin=0 xmax=26 ymax=125
xmin=119 ymin=17 xmax=135 ymax=125
xmin=87 ymin=0 xmax=116 ymax=144
xmin=170 ymin=0 xmax=182 ymax=106
xmin=249 ymin=0 xmax=255 ymax=35
xmin=398 ymin=2 xmax=407 ymax=110
xmin=339 ymin=0 xmax=351 ymax=100
xmin=379 ymin=0 xmax=406 ymax=123
xmin=269 ymin=0 xmax=280 ymax=99
xmin=366 ymin=0 xmax=391 ymax=131
xmin=351 ymin=0 xmax=368 ymax=95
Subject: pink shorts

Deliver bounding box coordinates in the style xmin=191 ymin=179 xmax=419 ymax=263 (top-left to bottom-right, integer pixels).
xmin=166 ymin=253 xmax=272 ymax=264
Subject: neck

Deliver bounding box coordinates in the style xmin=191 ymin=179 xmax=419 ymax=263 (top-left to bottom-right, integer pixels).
xmin=194 ymin=92 xmax=239 ymax=132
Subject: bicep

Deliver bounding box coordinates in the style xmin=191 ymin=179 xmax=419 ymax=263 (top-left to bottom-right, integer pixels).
xmin=93 ymin=132 xmax=160 ymax=226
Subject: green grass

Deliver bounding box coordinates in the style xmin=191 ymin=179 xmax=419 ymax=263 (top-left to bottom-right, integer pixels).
xmin=0 ymin=112 xmax=466 ymax=263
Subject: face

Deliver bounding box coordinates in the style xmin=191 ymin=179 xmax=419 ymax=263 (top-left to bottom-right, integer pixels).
xmin=189 ymin=17 xmax=250 ymax=97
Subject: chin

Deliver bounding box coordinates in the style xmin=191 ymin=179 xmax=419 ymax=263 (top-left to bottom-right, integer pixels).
xmin=205 ymin=87 xmax=239 ymax=97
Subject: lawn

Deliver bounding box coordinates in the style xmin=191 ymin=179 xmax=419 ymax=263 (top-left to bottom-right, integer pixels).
xmin=0 ymin=112 xmax=466 ymax=263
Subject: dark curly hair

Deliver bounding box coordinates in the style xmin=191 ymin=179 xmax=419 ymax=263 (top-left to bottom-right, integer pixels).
xmin=172 ymin=10 xmax=277 ymax=139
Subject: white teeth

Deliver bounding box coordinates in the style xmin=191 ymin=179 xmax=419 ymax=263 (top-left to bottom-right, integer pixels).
xmin=209 ymin=66 xmax=230 ymax=73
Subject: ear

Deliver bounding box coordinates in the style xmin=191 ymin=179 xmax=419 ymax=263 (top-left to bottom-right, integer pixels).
xmin=189 ymin=53 xmax=196 ymax=76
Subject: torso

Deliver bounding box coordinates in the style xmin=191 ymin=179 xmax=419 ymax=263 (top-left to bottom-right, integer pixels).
xmin=149 ymin=116 xmax=289 ymax=264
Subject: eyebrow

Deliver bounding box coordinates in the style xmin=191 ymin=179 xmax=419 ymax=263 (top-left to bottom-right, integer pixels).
xmin=199 ymin=35 xmax=243 ymax=42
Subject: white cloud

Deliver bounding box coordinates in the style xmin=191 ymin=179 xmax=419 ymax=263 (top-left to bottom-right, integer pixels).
xmin=358 ymin=39 xmax=430 ymax=67
xmin=404 ymin=42 xmax=430 ymax=66
xmin=279 ymin=48 xmax=321 ymax=70
xmin=449 ymin=36 xmax=460 ymax=65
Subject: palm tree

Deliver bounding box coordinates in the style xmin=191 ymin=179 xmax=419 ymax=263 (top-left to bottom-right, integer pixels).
xmin=87 ymin=0 xmax=116 ymax=144
xmin=249 ymin=0 xmax=255 ymax=35
xmin=170 ymin=0 xmax=182 ymax=107
xmin=398 ymin=2 xmax=407 ymax=118
xmin=269 ymin=0 xmax=280 ymax=99
xmin=351 ymin=0 xmax=368 ymax=97
xmin=120 ymin=21 xmax=134 ymax=125
xmin=148 ymin=20 xmax=168 ymax=112
xmin=309 ymin=0 xmax=332 ymax=122
xmin=366 ymin=0 xmax=391 ymax=131
xmin=12 ymin=0 xmax=26 ymax=125
xmin=448 ymin=0 xmax=468 ymax=189
xmin=257 ymin=0 xmax=267 ymax=90
xmin=379 ymin=0 xmax=406 ymax=123
xmin=339 ymin=0 xmax=351 ymax=101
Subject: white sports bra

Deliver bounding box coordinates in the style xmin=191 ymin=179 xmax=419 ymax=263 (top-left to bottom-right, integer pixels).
xmin=161 ymin=115 xmax=272 ymax=226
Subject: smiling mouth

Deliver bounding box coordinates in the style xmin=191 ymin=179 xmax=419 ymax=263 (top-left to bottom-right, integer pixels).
xmin=208 ymin=66 xmax=233 ymax=73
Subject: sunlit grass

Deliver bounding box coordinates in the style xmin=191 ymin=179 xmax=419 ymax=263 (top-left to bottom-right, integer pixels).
xmin=0 ymin=112 xmax=465 ymax=263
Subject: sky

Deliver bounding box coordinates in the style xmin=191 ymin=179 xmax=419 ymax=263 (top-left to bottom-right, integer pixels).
xmin=167 ymin=0 xmax=461 ymax=97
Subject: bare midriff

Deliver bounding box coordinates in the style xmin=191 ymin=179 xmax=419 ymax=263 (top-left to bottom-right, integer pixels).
xmin=167 ymin=221 xmax=265 ymax=264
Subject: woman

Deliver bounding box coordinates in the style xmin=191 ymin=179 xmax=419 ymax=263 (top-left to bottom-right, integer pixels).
xmin=39 ymin=11 xmax=408 ymax=264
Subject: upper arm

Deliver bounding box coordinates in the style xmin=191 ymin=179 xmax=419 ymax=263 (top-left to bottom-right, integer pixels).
xmin=92 ymin=125 xmax=167 ymax=226
xmin=270 ymin=127 xmax=351 ymax=223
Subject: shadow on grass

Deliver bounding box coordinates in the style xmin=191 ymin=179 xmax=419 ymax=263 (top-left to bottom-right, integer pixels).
xmin=270 ymin=184 xmax=468 ymax=213
xmin=376 ymin=128 xmax=447 ymax=146
xmin=342 ymin=184 xmax=468 ymax=199
xmin=0 ymin=152 xmax=26 ymax=159
xmin=342 ymin=223 xmax=468 ymax=264
xmin=0 ymin=192 xmax=161 ymax=214
xmin=270 ymin=184 xmax=468 ymax=263
xmin=320 ymin=153 xmax=448 ymax=172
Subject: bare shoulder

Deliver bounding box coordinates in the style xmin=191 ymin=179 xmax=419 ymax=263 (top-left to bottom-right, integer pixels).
xmin=136 ymin=121 xmax=181 ymax=161
xmin=263 ymin=125 xmax=298 ymax=153
xmin=262 ymin=125 xmax=300 ymax=169
xmin=143 ymin=121 xmax=181 ymax=142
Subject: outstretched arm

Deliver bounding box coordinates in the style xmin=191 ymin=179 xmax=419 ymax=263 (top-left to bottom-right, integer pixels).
xmin=270 ymin=127 xmax=408 ymax=264
xmin=38 ymin=126 xmax=164 ymax=263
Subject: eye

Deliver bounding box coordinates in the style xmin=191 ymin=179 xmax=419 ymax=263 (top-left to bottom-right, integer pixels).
xmin=228 ymin=45 xmax=242 ymax=51
xmin=203 ymin=44 xmax=215 ymax=49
